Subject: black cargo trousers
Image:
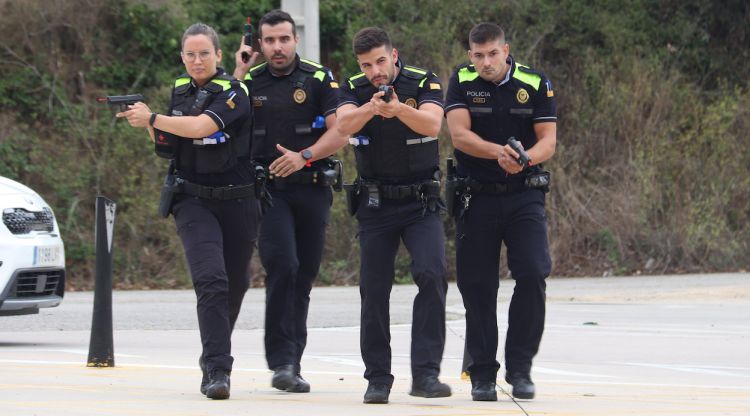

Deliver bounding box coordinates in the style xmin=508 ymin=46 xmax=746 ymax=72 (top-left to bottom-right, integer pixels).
xmin=357 ymin=196 xmax=448 ymax=386
xmin=172 ymin=193 xmax=260 ymax=373
xmin=456 ymin=188 xmax=551 ymax=382
xmin=259 ymin=183 xmax=332 ymax=372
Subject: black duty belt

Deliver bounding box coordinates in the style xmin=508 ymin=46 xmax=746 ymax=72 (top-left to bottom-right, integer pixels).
xmin=270 ymin=171 xmax=321 ymax=185
xmin=180 ymin=180 xmax=254 ymax=200
xmin=465 ymin=178 xmax=526 ymax=194
xmin=379 ymin=184 xmax=422 ymax=200
xmin=361 ymin=181 xmax=438 ymax=200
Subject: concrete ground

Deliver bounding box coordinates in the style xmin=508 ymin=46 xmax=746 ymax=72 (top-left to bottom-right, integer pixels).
xmin=1 ymin=273 xmax=749 ymax=415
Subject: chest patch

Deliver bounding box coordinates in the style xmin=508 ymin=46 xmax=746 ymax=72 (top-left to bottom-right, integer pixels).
xmin=293 ymin=88 xmax=307 ymax=104
xmin=516 ymin=88 xmax=529 ymax=104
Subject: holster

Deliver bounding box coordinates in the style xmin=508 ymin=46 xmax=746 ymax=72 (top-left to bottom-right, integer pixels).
xmin=418 ymin=180 xmax=444 ymax=214
xmin=329 ymin=158 xmax=344 ymax=192
xmin=445 ymin=175 xmax=459 ymax=217
xmin=525 ymin=168 xmax=551 ymax=193
xmin=343 ymin=181 xmax=361 ymax=217
xmin=253 ymin=162 xmax=273 ymax=212
xmin=158 ymin=163 xmax=179 ymax=218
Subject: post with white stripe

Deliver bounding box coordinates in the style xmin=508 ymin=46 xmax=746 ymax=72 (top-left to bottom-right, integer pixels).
xmin=87 ymin=196 xmax=117 ymax=367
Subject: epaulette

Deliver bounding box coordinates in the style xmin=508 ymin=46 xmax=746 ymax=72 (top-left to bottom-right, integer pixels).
xmin=457 ymin=65 xmax=479 ymax=83
xmin=401 ymin=65 xmax=428 ymax=80
xmin=348 ymin=72 xmax=369 ymax=88
xmin=298 ymin=58 xmax=323 ymax=73
xmin=512 ymin=62 xmax=542 ymax=91
xmin=298 ymin=58 xmax=328 ymax=83
xmin=247 ymin=62 xmax=268 ymax=80
xmin=516 ymin=63 xmax=543 ymax=77
xmin=208 ymin=74 xmax=249 ymax=96
xmin=174 ymin=73 xmax=192 ymax=93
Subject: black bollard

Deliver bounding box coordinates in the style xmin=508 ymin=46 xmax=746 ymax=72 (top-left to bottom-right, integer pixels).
xmin=87 ymin=196 xmax=117 ymax=367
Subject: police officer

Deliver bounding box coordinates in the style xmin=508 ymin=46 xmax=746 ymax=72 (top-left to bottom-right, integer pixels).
xmin=444 ymin=22 xmax=557 ymax=401
xmin=337 ymin=27 xmax=450 ymax=404
xmin=233 ymin=9 xmax=345 ymax=393
xmin=117 ymin=23 xmax=259 ymax=400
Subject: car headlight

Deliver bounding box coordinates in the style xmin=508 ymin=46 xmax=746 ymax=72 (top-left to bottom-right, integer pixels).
xmin=2 ymin=207 xmax=54 ymax=234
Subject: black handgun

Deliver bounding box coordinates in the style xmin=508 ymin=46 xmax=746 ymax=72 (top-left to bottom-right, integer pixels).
xmin=378 ymin=85 xmax=394 ymax=103
xmin=241 ymin=16 xmax=254 ymax=63
xmin=99 ymin=94 xmax=145 ymax=111
xmin=507 ymin=137 xmax=531 ymax=168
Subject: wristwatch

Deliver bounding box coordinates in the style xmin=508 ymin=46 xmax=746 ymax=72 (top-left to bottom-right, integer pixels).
xmin=301 ymin=149 xmax=313 ymax=167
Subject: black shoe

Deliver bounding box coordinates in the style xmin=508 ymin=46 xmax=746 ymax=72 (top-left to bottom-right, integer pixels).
xmin=409 ymin=376 xmax=452 ymax=398
xmin=471 ymin=381 xmax=498 ymax=401
xmin=272 ymin=364 xmax=310 ymax=393
xmin=363 ymin=382 xmax=391 ymax=404
xmin=199 ymin=357 xmax=208 ymax=395
xmin=205 ymin=369 xmax=231 ymax=400
xmin=505 ymin=372 xmax=535 ymax=400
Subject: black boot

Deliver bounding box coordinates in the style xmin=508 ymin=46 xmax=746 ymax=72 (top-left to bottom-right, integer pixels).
xmin=205 ymin=369 xmax=231 ymax=400
xmin=409 ymin=376 xmax=452 ymax=398
xmin=471 ymin=380 xmax=498 ymax=401
xmin=272 ymin=364 xmax=310 ymax=393
xmin=505 ymin=372 xmax=535 ymax=399
xmin=199 ymin=357 xmax=208 ymax=395
xmin=363 ymin=382 xmax=391 ymax=404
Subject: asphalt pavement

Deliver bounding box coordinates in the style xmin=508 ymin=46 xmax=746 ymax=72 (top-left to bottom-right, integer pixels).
xmin=1 ymin=273 xmax=749 ymax=415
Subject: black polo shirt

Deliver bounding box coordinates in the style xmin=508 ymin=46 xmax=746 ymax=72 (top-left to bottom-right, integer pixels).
xmin=338 ymin=59 xmax=444 ymax=110
xmin=244 ymin=55 xmax=339 ymax=166
xmin=445 ymin=55 xmax=556 ymax=182
xmin=168 ymin=68 xmax=253 ymax=186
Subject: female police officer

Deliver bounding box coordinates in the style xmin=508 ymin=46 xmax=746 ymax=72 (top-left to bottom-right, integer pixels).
xmin=117 ymin=23 xmax=258 ymax=400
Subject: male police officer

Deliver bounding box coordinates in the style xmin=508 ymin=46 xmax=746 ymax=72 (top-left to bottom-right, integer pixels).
xmin=445 ymin=22 xmax=557 ymax=401
xmin=233 ymin=9 xmax=345 ymax=393
xmin=337 ymin=27 xmax=450 ymax=404
xmin=118 ymin=23 xmax=258 ymax=400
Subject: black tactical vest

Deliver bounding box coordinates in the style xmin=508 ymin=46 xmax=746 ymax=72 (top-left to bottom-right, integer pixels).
xmin=161 ymin=72 xmax=251 ymax=175
xmin=349 ymin=65 xmax=439 ymax=182
xmin=249 ymin=59 xmax=327 ymax=164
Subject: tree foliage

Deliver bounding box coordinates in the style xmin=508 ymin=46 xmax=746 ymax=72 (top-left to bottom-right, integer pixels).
xmin=0 ymin=0 xmax=747 ymax=289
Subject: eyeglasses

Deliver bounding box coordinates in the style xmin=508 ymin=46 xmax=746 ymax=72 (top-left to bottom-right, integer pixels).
xmin=182 ymin=50 xmax=213 ymax=62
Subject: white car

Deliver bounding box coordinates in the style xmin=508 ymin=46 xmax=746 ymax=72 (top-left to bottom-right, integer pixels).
xmin=0 ymin=176 xmax=65 ymax=316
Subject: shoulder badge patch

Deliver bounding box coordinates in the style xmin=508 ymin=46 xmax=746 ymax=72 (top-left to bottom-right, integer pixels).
xmin=293 ymin=88 xmax=307 ymax=104
xmin=430 ymin=83 xmax=441 ymax=90
xmin=516 ymin=88 xmax=529 ymax=104
xmin=405 ymin=98 xmax=417 ymax=108
xmin=225 ymin=91 xmax=236 ymax=110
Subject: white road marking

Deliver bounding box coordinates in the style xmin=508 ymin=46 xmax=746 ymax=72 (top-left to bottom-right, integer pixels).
xmin=620 ymin=362 xmax=750 ymax=378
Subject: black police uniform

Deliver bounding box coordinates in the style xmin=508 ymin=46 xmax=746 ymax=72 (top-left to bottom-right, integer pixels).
xmin=156 ymin=69 xmax=259 ymax=379
xmin=243 ymin=56 xmax=339 ymax=376
xmin=445 ymin=56 xmax=556 ymax=383
xmin=339 ymin=60 xmax=448 ymax=387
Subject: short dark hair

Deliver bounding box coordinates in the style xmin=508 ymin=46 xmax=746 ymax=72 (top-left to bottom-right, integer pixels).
xmin=352 ymin=27 xmax=392 ymax=56
xmin=258 ymin=9 xmax=296 ymax=37
xmin=469 ymin=22 xmax=505 ymax=46
xmin=182 ymin=23 xmax=220 ymax=52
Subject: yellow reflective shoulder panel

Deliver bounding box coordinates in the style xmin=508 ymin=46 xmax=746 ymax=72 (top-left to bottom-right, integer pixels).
xmin=314 ymin=70 xmax=326 ymax=83
xmin=211 ymin=79 xmax=232 ymax=91
xmin=458 ymin=66 xmax=478 ymax=83
xmin=348 ymin=72 xmax=366 ymax=89
xmin=300 ymin=58 xmax=323 ymax=68
xmin=174 ymin=77 xmax=191 ymax=87
xmin=238 ymin=82 xmax=249 ymax=96
xmin=512 ymin=62 xmax=541 ymax=91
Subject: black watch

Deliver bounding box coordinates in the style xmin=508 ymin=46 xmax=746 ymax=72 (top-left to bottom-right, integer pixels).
xmin=301 ymin=149 xmax=313 ymax=167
